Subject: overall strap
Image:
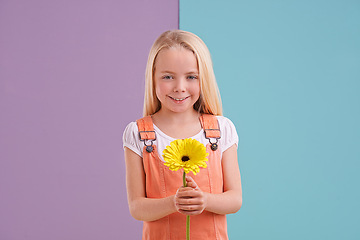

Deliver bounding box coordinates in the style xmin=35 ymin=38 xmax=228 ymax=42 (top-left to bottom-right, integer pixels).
xmin=136 ymin=116 xmax=156 ymax=153
xmin=199 ymin=114 xmax=221 ymax=139
xmin=200 ymin=114 xmax=221 ymax=151
xmin=136 ymin=116 xmax=156 ymax=140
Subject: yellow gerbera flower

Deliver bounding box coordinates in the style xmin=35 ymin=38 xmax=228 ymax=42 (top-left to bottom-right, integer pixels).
xmin=163 ymin=138 xmax=209 ymax=175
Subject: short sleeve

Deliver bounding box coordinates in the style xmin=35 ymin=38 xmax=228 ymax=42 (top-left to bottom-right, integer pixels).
xmin=217 ymin=116 xmax=239 ymax=152
xmin=122 ymin=122 xmax=143 ymax=157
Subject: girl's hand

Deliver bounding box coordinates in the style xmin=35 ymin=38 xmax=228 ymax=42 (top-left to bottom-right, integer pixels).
xmin=174 ymin=176 xmax=207 ymax=215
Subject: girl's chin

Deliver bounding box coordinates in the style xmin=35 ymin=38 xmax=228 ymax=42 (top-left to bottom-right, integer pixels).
xmin=161 ymin=105 xmax=195 ymax=114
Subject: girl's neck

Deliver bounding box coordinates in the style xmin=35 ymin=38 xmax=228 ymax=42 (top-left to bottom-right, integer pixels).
xmin=151 ymin=108 xmax=202 ymax=139
xmin=153 ymin=108 xmax=199 ymax=124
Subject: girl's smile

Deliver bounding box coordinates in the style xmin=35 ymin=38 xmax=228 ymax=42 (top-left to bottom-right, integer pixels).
xmin=154 ymin=47 xmax=200 ymax=114
xmin=168 ymin=95 xmax=190 ymax=102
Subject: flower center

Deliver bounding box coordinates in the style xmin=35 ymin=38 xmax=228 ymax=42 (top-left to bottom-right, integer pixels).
xmin=181 ymin=156 xmax=190 ymax=162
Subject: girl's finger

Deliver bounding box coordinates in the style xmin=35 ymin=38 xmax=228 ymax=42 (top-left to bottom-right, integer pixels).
xmin=185 ymin=176 xmax=199 ymax=189
xmin=177 ymin=209 xmax=205 ymax=216
xmin=176 ymin=189 xmax=202 ymax=198
xmin=178 ymin=204 xmax=203 ymax=211
xmin=177 ymin=196 xmax=204 ymax=205
xmin=176 ymin=187 xmax=194 ymax=195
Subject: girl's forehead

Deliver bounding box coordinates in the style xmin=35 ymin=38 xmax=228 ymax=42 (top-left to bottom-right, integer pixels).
xmin=154 ymin=47 xmax=198 ymax=70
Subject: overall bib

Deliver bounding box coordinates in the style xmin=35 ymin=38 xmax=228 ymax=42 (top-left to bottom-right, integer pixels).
xmin=136 ymin=114 xmax=228 ymax=240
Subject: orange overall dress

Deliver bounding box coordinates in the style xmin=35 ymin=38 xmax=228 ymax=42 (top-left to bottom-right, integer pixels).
xmin=136 ymin=114 xmax=228 ymax=240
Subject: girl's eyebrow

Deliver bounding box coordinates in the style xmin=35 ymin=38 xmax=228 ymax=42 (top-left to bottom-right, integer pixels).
xmin=160 ymin=70 xmax=175 ymax=74
xmin=185 ymin=71 xmax=199 ymax=74
xmin=159 ymin=70 xmax=199 ymax=74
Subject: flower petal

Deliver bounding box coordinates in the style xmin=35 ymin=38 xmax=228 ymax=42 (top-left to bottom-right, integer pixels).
xmin=162 ymin=138 xmax=209 ymax=175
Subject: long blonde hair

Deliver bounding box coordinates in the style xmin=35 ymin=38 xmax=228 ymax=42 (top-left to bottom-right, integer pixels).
xmin=143 ymin=30 xmax=222 ymax=117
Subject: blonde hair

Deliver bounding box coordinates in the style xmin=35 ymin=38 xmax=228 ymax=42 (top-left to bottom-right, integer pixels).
xmin=143 ymin=30 xmax=222 ymax=117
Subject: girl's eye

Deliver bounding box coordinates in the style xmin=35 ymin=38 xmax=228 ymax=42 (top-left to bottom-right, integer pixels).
xmin=162 ymin=75 xmax=173 ymax=80
xmin=187 ymin=75 xmax=198 ymax=80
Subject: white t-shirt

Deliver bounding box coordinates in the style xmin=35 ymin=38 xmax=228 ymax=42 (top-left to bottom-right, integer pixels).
xmin=122 ymin=116 xmax=238 ymax=161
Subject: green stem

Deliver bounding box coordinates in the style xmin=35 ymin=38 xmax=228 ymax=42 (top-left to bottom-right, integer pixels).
xmin=186 ymin=215 xmax=190 ymax=240
xmin=183 ymin=171 xmax=190 ymax=240
xmin=183 ymin=171 xmax=187 ymax=187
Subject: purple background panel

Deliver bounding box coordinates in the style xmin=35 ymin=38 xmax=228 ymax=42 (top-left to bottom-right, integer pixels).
xmin=0 ymin=0 xmax=178 ymax=239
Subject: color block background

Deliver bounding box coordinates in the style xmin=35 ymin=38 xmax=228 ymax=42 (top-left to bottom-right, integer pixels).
xmin=1 ymin=0 xmax=360 ymax=239
xmin=180 ymin=0 xmax=360 ymax=239
xmin=0 ymin=1 xmax=178 ymax=239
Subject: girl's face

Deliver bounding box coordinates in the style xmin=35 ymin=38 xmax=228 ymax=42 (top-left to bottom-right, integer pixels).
xmin=154 ymin=47 xmax=200 ymax=114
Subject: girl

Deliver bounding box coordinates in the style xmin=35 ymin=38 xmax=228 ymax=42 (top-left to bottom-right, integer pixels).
xmin=123 ymin=30 xmax=242 ymax=240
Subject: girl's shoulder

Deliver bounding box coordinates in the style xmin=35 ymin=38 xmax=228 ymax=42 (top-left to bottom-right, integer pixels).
xmin=122 ymin=121 xmax=142 ymax=157
xmin=123 ymin=121 xmax=138 ymax=134
xmin=215 ymin=116 xmax=239 ymax=151
xmin=123 ymin=121 xmax=139 ymax=141
xmin=215 ymin=116 xmax=237 ymax=131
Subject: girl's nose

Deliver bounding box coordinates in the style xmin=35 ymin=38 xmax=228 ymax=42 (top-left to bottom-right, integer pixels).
xmin=174 ymin=78 xmax=186 ymax=92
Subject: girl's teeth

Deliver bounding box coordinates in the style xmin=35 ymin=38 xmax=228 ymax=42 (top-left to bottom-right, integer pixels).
xmin=171 ymin=97 xmax=186 ymax=101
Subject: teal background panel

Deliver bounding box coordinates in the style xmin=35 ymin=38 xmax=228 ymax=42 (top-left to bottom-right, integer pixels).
xmin=180 ymin=0 xmax=360 ymax=239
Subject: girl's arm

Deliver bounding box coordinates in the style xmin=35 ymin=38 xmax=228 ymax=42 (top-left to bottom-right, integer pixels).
xmin=124 ymin=147 xmax=177 ymax=221
xmin=175 ymin=144 xmax=242 ymax=215
xmin=205 ymin=144 xmax=242 ymax=214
